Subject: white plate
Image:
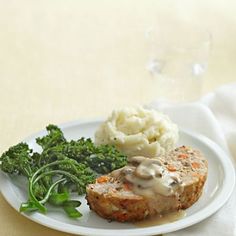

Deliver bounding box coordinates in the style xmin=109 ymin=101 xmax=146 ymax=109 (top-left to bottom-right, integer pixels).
xmin=0 ymin=120 xmax=235 ymax=236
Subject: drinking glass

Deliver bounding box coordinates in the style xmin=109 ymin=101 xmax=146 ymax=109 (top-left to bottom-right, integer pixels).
xmin=146 ymin=25 xmax=211 ymax=102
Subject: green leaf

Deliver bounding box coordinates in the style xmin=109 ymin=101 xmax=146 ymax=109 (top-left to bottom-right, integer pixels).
xmin=20 ymin=201 xmax=39 ymax=212
xmin=63 ymin=200 xmax=82 ymax=218
xmin=49 ymin=192 xmax=69 ymax=206
xmin=63 ymin=200 xmax=81 ymax=208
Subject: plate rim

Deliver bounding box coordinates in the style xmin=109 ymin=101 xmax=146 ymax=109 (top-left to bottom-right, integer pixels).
xmin=0 ymin=119 xmax=235 ymax=236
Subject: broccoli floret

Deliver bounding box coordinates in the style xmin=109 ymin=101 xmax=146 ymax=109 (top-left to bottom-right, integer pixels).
xmin=0 ymin=142 xmax=33 ymax=176
xmin=36 ymin=124 xmax=66 ymax=150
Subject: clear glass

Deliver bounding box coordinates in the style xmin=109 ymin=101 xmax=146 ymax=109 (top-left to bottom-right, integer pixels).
xmin=146 ymin=25 xmax=211 ymax=103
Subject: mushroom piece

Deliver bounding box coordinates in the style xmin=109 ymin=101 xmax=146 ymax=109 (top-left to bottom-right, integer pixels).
xmin=128 ymin=156 xmax=147 ymax=166
xmin=134 ymin=164 xmax=154 ymax=179
xmin=134 ymin=159 xmax=163 ymax=180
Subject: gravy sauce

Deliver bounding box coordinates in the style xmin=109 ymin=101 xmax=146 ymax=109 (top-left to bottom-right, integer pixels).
xmin=112 ymin=156 xmax=182 ymax=198
xmin=135 ymin=210 xmax=186 ymax=227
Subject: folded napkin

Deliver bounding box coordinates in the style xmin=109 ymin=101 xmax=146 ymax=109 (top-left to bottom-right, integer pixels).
xmin=149 ymin=83 xmax=236 ymax=236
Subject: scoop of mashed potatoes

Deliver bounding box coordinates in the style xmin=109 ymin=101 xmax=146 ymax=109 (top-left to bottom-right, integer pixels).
xmin=95 ymin=107 xmax=179 ymax=158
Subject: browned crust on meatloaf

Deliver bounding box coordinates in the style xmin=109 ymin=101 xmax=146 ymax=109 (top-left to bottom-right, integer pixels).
xmin=86 ymin=183 xmax=151 ymax=222
xmin=86 ymin=177 xmax=181 ymax=222
xmin=165 ymin=146 xmax=208 ymax=209
xmin=86 ymin=146 xmax=208 ymax=222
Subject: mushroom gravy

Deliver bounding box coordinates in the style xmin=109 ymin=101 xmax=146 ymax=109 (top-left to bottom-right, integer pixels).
xmin=111 ymin=156 xmax=183 ymax=198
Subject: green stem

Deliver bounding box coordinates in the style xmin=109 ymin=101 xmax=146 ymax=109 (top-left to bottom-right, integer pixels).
xmin=33 ymin=170 xmax=80 ymax=185
xmin=28 ymin=178 xmax=47 ymax=213
xmin=27 ymin=159 xmax=82 ymax=214
xmin=31 ymin=159 xmax=74 ymax=182
xmin=40 ymin=178 xmax=66 ymax=204
xmin=27 ymin=161 xmax=66 ymax=212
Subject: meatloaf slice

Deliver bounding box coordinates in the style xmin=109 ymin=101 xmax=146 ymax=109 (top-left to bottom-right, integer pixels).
xmin=86 ymin=146 xmax=208 ymax=222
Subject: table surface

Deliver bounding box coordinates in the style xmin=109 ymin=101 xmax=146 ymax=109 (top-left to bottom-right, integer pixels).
xmin=0 ymin=1 xmax=236 ymax=236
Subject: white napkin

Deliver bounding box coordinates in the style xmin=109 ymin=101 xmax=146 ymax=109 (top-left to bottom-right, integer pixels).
xmin=148 ymin=83 xmax=236 ymax=236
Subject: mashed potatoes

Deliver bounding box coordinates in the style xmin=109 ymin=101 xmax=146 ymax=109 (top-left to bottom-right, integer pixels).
xmin=95 ymin=107 xmax=179 ymax=158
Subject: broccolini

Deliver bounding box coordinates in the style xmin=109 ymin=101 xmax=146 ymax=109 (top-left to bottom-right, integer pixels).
xmin=0 ymin=124 xmax=127 ymax=218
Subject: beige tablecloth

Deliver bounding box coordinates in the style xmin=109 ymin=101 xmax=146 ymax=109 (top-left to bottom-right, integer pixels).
xmin=0 ymin=1 xmax=236 ymax=235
